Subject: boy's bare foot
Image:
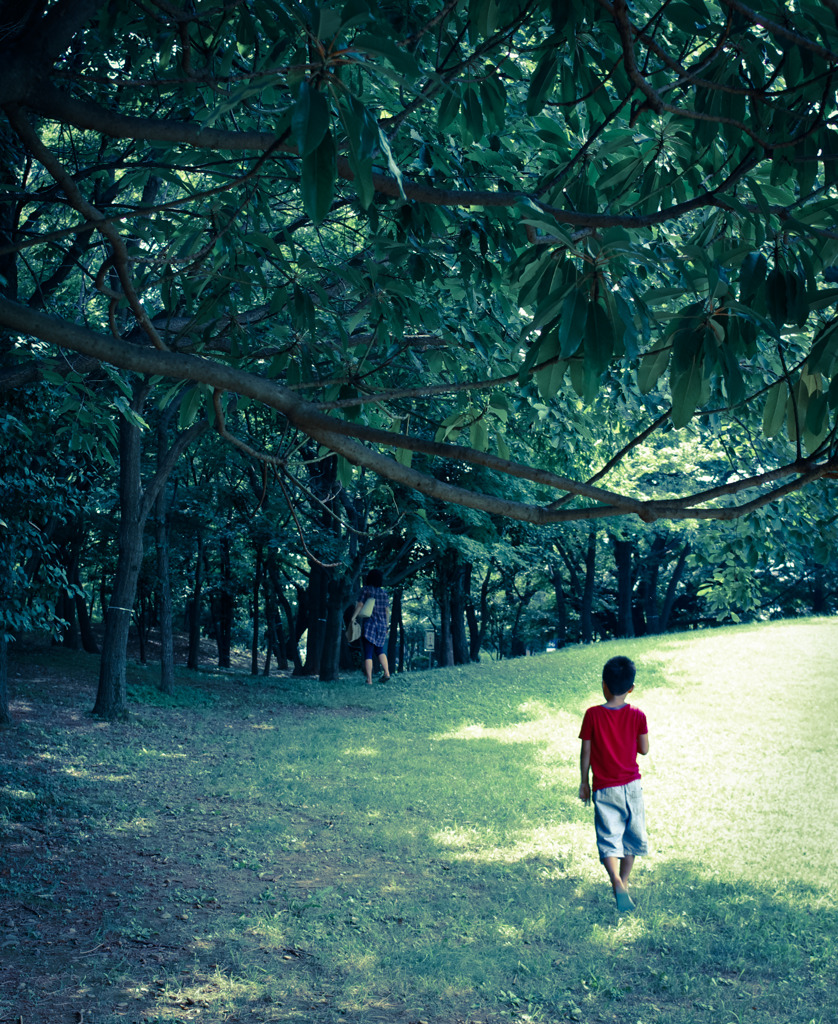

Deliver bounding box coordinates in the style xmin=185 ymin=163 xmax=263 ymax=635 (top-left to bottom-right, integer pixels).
xmin=613 ymin=885 xmax=635 ymax=912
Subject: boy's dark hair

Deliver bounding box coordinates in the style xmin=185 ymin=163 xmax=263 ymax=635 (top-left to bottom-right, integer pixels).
xmin=602 ymin=655 xmax=636 ymax=695
xmin=365 ymin=568 xmax=384 ymax=588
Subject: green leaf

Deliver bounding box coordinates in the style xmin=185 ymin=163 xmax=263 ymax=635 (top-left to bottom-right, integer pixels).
xmin=376 ymin=127 xmax=405 ymax=200
xmin=480 ymin=73 xmax=506 ymax=131
xmin=807 ymin=320 xmax=838 ymax=375
xmin=765 ymin=267 xmax=787 ymax=327
xmin=301 ymin=130 xmax=337 ymax=223
xmin=739 ymin=251 xmax=767 ymax=304
xmin=352 ymin=33 xmax=419 ymax=79
xmin=292 ymin=82 xmax=330 ymax=157
xmin=597 ymin=155 xmax=644 ymax=195
xmin=470 ymin=0 xmax=499 ymax=37
xmin=437 ymin=87 xmax=460 ymax=130
xmin=784 ymin=270 xmax=808 ymax=327
xmin=638 ymin=341 xmax=670 ymax=394
xmin=526 ymin=49 xmax=558 ymax=116
xmin=558 ymin=287 xmax=588 ymax=359
xmin=670 ymin=353 xmax=704 ymax=428
xmin=461 ymin=85 xmax=484 ymax=143
xmin=469 ymin=419 xmax=489 ymax=451
xmin=338 ymin=95 xmax=376 ymax=208
xmin=114 ymin=395 xmax=150 ymax=431
xmin=582 ymin=302 xmax=613 ymax=401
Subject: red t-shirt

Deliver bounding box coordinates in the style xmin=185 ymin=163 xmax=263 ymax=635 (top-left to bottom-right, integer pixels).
xmin=579 ymin=704 xmax=648 ymax=791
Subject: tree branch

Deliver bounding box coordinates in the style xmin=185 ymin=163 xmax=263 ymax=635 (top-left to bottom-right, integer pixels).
xmin=1 ymin=295 xmax=834 ymax=523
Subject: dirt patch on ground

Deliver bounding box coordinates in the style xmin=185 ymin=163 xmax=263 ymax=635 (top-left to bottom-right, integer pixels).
xmin=0 ymin=643 xmax=389 ymax=1024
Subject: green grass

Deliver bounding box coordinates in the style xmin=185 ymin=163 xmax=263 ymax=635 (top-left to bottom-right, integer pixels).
xmin=1 ymin=618 xmax=837 ymax=1024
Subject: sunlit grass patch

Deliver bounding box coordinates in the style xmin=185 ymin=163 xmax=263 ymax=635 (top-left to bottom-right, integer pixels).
xmin=3 ymin=617 xmax=838 ymax=1024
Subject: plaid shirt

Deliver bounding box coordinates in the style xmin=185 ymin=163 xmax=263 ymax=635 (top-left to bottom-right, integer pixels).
xmin=359 ymin=585 xmax=389 ymax=647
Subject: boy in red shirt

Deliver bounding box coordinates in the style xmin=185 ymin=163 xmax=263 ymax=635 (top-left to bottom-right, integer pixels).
xmin=579 ymin=655 xmax=649 ymax=911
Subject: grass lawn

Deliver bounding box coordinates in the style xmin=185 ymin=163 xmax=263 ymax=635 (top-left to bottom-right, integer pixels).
xmin=1 ymin=618 xmax=836 ymax=1024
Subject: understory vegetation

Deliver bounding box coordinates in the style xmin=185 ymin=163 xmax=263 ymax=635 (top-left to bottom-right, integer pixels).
xmin=1 ymin=618 xmax=836 ymax=1024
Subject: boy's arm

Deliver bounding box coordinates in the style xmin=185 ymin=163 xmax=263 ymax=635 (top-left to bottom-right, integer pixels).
xmin=579 ymin=739 xmax=592 ymax=804
xmin=637 ymin=732 xmax=649 ymax=756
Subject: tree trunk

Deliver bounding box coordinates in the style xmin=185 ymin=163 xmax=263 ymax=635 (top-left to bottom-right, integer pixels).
xmin=436 ymin=556 xmax=455 ymax=668
xmin=75 ymin=584 xmax=99 ymax=654
xmin=57 ymin=588 xmax=81 ymax=649
xmin=450 ymin=556 xmax=470 ymax=665
xmin=319 ymin=570 xmax=349 ymax=682
xmin=262 ymin=577 xmax=286 ymax=675
xmin=251 ymin=542 xmax=263 ymax=676
xmin=387 ymin=588 xmax=402 ymax=672
xmin=95 ymin=403 xmax=207 ymax=715
xmin=303 ymin=562 xmax=329 ymax=676
xmin=211 ymin=532 xmax=233 ymax=669
xmin=265 ymin=555 xmax=303 ymax=674
xmin=580 ymin=527 xmax=597 ymax=644
xmin=0 ymin=635 xmax=10 ymax=726
xmin=93 ymin=412 xmax=144 ymax=720
xmin=638 ymin=534 xmax=667 ymax=636
xmin=659 ymin=544 xmax=690 ymax=631
xmin=474 ymin=560 xmax=494 ymax=659
xmin=137 ymin=580 xmax=148 ymax=665
xmin=155 ymin=497 xmax=175 ymax=696
xmin=187 ymin=530 xmax=204 ymax=670
xmin=551 ymin=567 xmax=568 ymax=647
xmin=613 ymin=537 xmax=635 ymax=639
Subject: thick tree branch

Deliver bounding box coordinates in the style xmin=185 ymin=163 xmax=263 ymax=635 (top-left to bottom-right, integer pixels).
xmin=0 ymin=295 xmax=833 ymax=523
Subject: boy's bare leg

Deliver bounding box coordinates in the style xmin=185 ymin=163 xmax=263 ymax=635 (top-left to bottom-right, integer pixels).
xmin=603 ymin=856 xmax=636 ymax=909
xmin=602 ymin=856 xmax=628 ymax=893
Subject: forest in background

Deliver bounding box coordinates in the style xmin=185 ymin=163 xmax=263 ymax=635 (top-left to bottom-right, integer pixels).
xmin=3 ymin=0 xmax=838 ymax=720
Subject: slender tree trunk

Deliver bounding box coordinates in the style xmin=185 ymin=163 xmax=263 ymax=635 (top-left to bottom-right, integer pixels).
xmin=57 ymin=589 xmax=81 ymax=649
xmin=450 ymin=556 xmax=470 ymax=665
xmin=551 ymin=568 xmax=567 ymax=647
xmin=387 ymin=588 xmax=402 ymax=672
xmin=659 ymin=544 xmax=690 ymax=631
xmin=93 ymin=412 xmax=144 ymax=720
xmin=398 ymin=604 xmax=405 ymax=673
xmin=137 ymin=582 xmax=148 ymax=665
xmin=0 ymin=636 xmax=10 ymax=726
xmin=580 ymin=527 xmax=597 ymax=644
xmin=262 ymin=578 xmax=286 ymax=675
xmin=251 ymin=542 xmax=263 ymax=676
xmin=613 ymin=537 xmax=635 ymax=639
xmin=638 ymin=535 xmax=667 ymax=636
xmin=187 ymin=530 xmax=204 ymax=670
xmin=436 ymin=556 xmax=455 ymax=668
xmin=474 ymin=560 xmax=494 ymax=659
xmin=304 ymin=563 xmax=329 ymax=676
xmin=75 ymin=585 xmax=99 ymax=654
xmin=155 ymin=505 xmax=175 ymax=695
xmin=212 ymin=533 xmax=233 ymax=669
xmin=319 ymin=571 xmax=348 ymax=682
xmin=265 ymin=556 xmax=302 ymax=674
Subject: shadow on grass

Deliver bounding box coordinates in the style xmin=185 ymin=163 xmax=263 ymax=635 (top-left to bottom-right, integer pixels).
xmin=2 ymin=643 xmax=837 ymax=1024
xmin=3 ymin=726 xmax=837 ymax=1024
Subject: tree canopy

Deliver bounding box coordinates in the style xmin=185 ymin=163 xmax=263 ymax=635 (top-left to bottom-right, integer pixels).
xmin=3 ymin=0 xmax=838 ymax=525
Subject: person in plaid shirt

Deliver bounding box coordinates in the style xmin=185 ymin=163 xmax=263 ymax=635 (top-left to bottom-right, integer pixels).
xmin=351 ymin=569 xmax=390 ymax=685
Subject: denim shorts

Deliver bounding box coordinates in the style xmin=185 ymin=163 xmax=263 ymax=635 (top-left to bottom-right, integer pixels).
xmin=592 ymin=779 xmax=648 ymax=859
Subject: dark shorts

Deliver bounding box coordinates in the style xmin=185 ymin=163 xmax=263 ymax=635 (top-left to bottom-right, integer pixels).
xmin=362 ymin=636 xmax=383 ymax=660
xmin=592 ymin=779 xmax=648 ymax=859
